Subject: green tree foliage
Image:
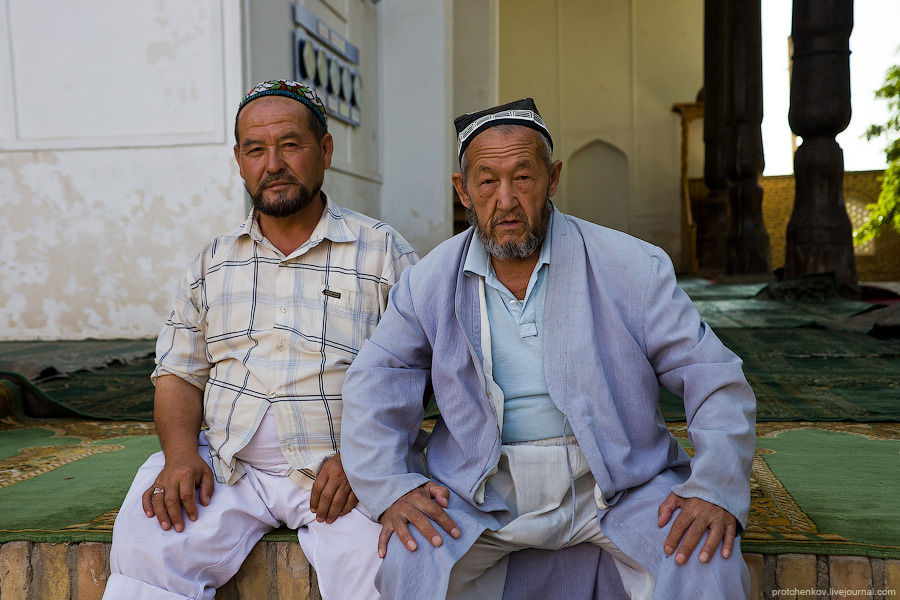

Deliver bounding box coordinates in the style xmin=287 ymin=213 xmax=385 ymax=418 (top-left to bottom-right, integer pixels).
xmin=854 ymin=64 xmax=900 ymax=245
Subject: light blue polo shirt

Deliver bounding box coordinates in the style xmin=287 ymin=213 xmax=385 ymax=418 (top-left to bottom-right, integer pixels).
xmin=463 ymin=214 xmax=571 ymax=443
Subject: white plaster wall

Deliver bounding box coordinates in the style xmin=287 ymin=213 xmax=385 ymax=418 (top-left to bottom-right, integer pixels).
xmin=378 ymin=0 xmax=454 ymax=255
xmin=0 ymin=0 xmax=245 ymax=340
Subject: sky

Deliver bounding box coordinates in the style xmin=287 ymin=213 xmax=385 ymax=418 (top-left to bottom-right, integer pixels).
xmin=761 ymin=0 xmax=900 ymax=175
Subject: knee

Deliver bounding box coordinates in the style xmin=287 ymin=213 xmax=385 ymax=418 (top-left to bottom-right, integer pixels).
xmin=660 ymin=547 xmax=749 ymax=600
xmin=109 ymin=479 xmax=184 ymax=576
xmin=715 ymin=546 xmax=750 ymax=589
xmin=109 ymin=512 xmax=170 ymax=573
xmin=376 ymin=533 xmax=449 ymax=599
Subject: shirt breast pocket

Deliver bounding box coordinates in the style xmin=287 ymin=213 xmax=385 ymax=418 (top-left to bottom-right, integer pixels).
xmin=322 ymin=285 xmax=381 ymax=361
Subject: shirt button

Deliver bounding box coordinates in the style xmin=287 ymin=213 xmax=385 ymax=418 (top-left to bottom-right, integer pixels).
xmin=281 ymin=306 xmax=288 ymax=314
xmin=276 ymin=343 xmax=284 ymax=351
xmin=267 ymin=393 xmax=276 ymax=400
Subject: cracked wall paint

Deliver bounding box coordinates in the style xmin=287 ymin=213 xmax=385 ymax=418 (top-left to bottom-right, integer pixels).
xmin=0 ymin=148 xmax=245 ymax=340
xmin=0 ymin=0 xmax=243 ymax=340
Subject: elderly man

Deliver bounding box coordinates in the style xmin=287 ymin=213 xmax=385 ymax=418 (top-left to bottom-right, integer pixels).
xmin=103 ymin=80 xmax=417 ymax=599
xmin=341 ymin=98 xmax=756 ymax=599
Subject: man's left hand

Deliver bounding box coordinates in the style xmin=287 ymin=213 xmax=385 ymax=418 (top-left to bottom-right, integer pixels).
xmin=310 ymin=453 xmax=358 ymax=523
xmin=658 ymin=493 xmax=737 ymax=565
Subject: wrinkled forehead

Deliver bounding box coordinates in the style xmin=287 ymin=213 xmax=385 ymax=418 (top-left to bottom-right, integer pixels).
xmin=464 ymin=125 xmax=547 ymax=168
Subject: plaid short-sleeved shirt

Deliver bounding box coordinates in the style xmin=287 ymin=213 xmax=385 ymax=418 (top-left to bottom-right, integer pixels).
xmin=152 ymin=195 xmax=418 ymax=488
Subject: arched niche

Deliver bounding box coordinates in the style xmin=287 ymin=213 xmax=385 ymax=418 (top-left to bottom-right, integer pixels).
xmin=566 ymin=140 xmax=631 ymax=232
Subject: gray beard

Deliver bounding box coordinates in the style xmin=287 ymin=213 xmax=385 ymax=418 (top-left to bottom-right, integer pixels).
xmin=248 ymin=172 xmax=319 ymax=218
xmin=466 ymin=198 xmax=552 ymax=260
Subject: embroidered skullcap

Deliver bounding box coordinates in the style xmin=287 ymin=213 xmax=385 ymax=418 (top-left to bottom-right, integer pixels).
xmin=454 ymin=98 xmax=552 ymax=163
xmin=238 ymin=79 xmax=327 ymax=131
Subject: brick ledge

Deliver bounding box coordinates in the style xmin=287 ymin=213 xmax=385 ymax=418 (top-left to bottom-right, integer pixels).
xmin=2 ymin=541 xmax=899 ymax=599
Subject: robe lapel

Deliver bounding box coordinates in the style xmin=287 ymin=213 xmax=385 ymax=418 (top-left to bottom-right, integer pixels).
xmin=542 ymin=209 xmax=614 ymax=420
xmin=543 ymin=208 xmax=572 ymax=414
xmin=454 ymin=230 xmax=485 ymax=378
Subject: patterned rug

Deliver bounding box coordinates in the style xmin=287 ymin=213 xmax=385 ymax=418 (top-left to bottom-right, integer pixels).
xmin=669 ymin=422 xmax=900 ymax=558
xmin=0 ymin=339 xmax=155 ymax=381
xmin=0 ymin=278 xmax=896 ymax=424
xmin=0 ymin=416 xmax=159 ymax=542
xmin=658 ymin=327 xmax=900 ymax=421
xmin=0 ymin=340 xmax=156 ymax=421
xmin=676 ymin=279 xmax=768 ymax=301
xmin=1 ymin=418 xmax=898 ymax=558
xmin=690 ymin=298 xmax=872 ymax=329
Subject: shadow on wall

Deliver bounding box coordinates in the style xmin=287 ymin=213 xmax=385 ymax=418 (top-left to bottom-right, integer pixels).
xmin=567 ymin=140 xmax=631 ymax=233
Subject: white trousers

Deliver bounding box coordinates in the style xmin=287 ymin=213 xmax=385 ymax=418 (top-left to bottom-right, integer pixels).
xmin=103 ymin=436 xmax=382 ymax=600
xmin=447 ymin=439 xmax=655 ymax=600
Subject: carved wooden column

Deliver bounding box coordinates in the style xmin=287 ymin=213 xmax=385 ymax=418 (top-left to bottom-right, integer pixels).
xmin=726 ymin=0 xmax=771 ymax=274
xmin=785 ymin=0 xmax=857 ymax=284
xmin=702 ymin=0 xmax=731 ymax=271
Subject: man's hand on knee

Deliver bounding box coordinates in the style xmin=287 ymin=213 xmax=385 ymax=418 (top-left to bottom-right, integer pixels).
xmin=378 ymin=482 xmax=461 ymax=559
xmin=657 ymin=492 xmax=737 ymax=566
xmin=141 ymin=450 xmax=215 ymax=533
xmin=310 ymin=453 xmax=358 ymax=524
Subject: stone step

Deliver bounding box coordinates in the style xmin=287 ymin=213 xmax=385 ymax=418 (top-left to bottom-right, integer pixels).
xmin=2 ymin=541 xmax=899 ymax=599
xmin=0 ymin=541 xmax=318 ymax=600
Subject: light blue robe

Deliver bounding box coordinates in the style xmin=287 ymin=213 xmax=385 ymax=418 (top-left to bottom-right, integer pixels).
xmin=341 ymin=208 xmax=756 ymax=599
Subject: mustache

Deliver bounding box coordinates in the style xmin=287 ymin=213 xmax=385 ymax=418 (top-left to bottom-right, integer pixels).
xmin=490 ymin=208 xmax=529 ymax=228
xmin=259 ymin=171 xmax=300 ymax=189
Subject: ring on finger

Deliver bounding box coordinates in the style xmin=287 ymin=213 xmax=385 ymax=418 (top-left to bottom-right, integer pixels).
xmin=151 ymin=486 xmax=165 ymax=495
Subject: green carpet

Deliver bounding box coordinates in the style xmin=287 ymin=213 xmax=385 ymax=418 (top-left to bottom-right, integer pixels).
xmin=2 ymin=419 xmax=898 ymax=558
xmin=715 ymin=326 xmax=900 ymax=358
xmin=678 ymin=277 xmax=874 ymax=329
xmin=691 ymin=298 xmax=871 ymax=329
xmin=0 ymin=418 xmax=159 ymax=542
xmin=0 ymin=345 xmax=156 ymax=421
xmin=659 ymin=327 xmax=900 ymax=421
xmin=32 ymin=357 xmax=156 ymax=421
xmin=0 ymin=280 xmax=891 ymax=424
xmin=0 ymin=339 xmax=155 ymax=380
xmin=752 ymin=428 xmax=900 ymax=553
xmin=678 ymin=279 xmax=768 ymax=300
xmin=671 ymin=422 xmax=900 ymax=558
xmin=5 ymin=327 xmax=897 ymax=423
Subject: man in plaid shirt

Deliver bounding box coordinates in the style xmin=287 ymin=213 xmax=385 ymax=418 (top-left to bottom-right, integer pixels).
xmin=103 ymin=80 xmax=417 ymax=600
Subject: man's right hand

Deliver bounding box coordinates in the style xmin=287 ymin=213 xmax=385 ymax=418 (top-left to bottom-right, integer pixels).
xmin=141 ymin=450 xmax=215 ymax=533
xmin=378 ymin=481 xmax=461 ymax=558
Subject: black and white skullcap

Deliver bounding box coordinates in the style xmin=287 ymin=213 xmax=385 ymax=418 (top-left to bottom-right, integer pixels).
xmin=454 ymin=98 xmax=552 ymax=164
